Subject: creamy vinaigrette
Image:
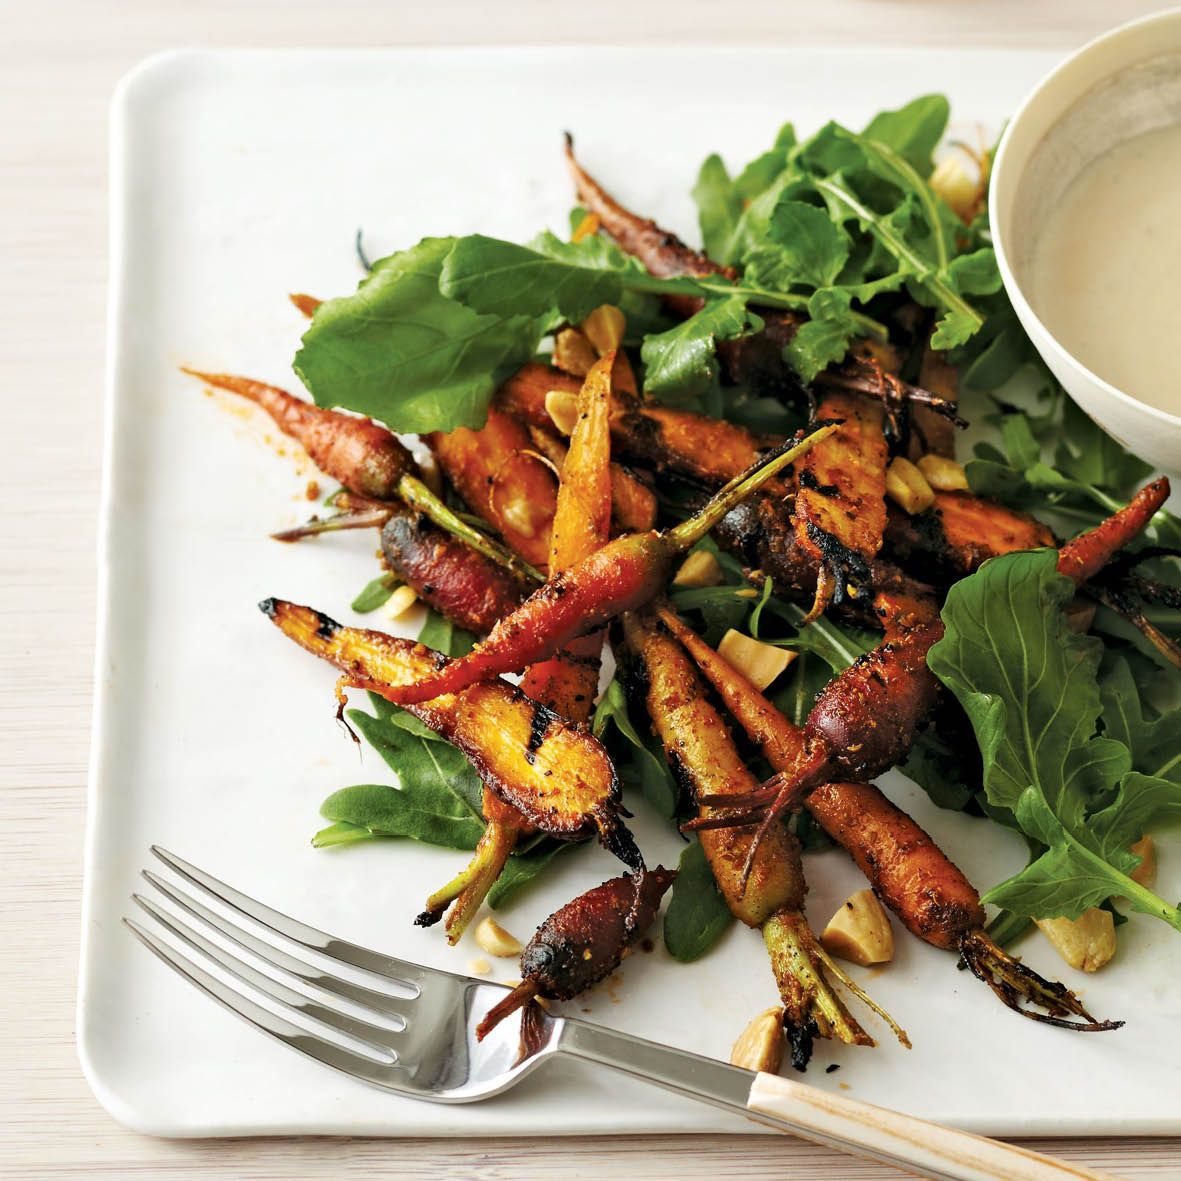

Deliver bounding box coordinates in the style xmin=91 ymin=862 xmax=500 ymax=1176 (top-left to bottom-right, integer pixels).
xmin=1029 ymin=122 xmax=1181 ymax=418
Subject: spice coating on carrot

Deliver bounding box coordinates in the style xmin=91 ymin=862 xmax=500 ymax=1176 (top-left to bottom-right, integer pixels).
xmin=807 ymin=781 xmax=985 ymax=950
xmin=183 ymin=369 xmax=413 ymax=500
xmin=380 ymin=508 xmax=528 ymax=636
xmin=374 ymin=426 xmax=838 ymax=707
xmin=475 ymin=868 xmax=675 ymax=1039
xmin=260 ymin=599 xmax=639 ymax=867
xmin=427 ymin=408 xmax=558 ymax=570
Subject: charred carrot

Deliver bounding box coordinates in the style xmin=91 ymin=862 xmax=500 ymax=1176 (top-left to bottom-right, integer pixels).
xmin=375 ymin=424 xmax=839 ymax=707
xmin=427 ymin=408 xmax=559 ymax=571
xmin=622 ymin=610 xmax=905 ymax=1067
xmin=427 ymin=354 xmax=620 ymax=941
xmin=565 ymin=134 xmax=732 ymax=282
xmin=498 ymin=362 xmax=773 ymax=488
xmin=794 ymin=390 xmax=889 ymax=622
xmin=184 ymin=368 xmax=537 ymax=582
xmin=661 ymin=605 xmax=1118 ymax=1031
xmin=884 ymin=492 xmax=1055 ymax=582
xmin=379 ymin=507 xmax=528 ymax=636
xmin=476 ymin=868 xmax=675 ymax=1039
xmin=261 ymin=599 xmax=641 ymax=870
xmin=1057 ymin=476 xmax=1170 ymax=585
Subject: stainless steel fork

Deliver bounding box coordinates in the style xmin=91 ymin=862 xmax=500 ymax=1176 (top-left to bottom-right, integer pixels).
xmin=126 ymin=848 xmax=1113 ymax=1181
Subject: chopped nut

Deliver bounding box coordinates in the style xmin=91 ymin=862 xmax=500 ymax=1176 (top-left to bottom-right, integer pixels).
xmin=717 ymin=630 xmax=796 ymax=691
xmin=1036 ymin=908 xmax=1116 ymax=972
xmin=1129 ymin=835 xmax=1157 ymax=889
xmin=916 ymin=453 xmax=969 ymax=493
xmin=468 ymin=957 xmax=491 ymax=976
xmin=730 ymin=1007 xmax=784 ymax=1073
xmin=673 ymin=550 xmax=726 ymax=589
xmin=885 ymin=456 xmax=936 ymax=515
xmin=475 ymin=916 xmax=523 ymax=958
xmin=381 ymin=584 xmax=418 ymax=620
xmin=930 ymin=155 xmax=979 ymax=222
xmin=553 ymin=327 xmax=598 ymax=377
xmin=580 ymin=304 xmax=626 ymax=355
xmin=545 ymin=389 xmax=580 ymax=436
xmin=821 ymin=889 xmax=894 ymax=967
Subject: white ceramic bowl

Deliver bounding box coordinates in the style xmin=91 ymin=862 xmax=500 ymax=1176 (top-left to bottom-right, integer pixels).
xmin=990 ymin=9 xmax=1181 ymax=475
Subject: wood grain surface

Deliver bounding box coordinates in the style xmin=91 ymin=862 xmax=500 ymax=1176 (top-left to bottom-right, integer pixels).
xmin=2 ymin=2 xmax=1178 ymax=1178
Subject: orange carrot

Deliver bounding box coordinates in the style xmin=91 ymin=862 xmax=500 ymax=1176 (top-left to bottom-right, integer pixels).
xmin=374 ymin=425 xmax=839 ymax=706
xmin=429 ymin=354 xmax=620 ymax=940
xmin=183 ymin=369 xmax=413 ymax=500
xmin=260 ymin=599 xmax=641 ymax=870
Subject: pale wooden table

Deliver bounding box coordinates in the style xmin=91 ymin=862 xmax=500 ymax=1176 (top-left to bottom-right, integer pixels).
xmin=4 ymin=2 xmax=1179 ymax=1177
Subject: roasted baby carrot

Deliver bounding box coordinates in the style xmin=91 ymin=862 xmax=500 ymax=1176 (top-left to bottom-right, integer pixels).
xmin=185 ymin=368 xmax=535 ymax=581
xmin=183 ymin=369 xmax=414 ymax=499
xmin=476 ymin=867 xmax=676 ymax=1039
xmin=794 ymin=390 xmax=889 ymax=621
xmin=375 ymin=424 xmax=838 ymax=706
xmin=261 ymin=599 xmax=641 ymax=870
xmin=623 ymin=610 xmax=905 ymax=1067
xmin=426 ymin=354 xmax=620 ymax=940
xmin=660 ymin=604 xmax=1116 ymax=1031
xmin=379 ymin=507 xmax=528 ymax=636
xmin=427 ymin=407 xmax=559 ymax=570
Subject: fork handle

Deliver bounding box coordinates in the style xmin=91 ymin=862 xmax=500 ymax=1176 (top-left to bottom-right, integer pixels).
xmin=556 ymin=1020 xmax=1114 ymax=1181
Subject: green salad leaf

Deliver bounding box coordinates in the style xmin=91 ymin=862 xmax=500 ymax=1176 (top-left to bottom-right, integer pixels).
xmin=663 ymin=839 xmax=735 ymax=961
xmin=593 ymin=676 xmax=679 ymax=819
xmin=351 ymin=573 xmax=399 ymax=614
xmin=295 ymin=238 xmax=547 ymax=434
xmin=640 ymin=296 xmax=760 ymax=402
xmin=928 ymin=549 xmax=1181 ymax=930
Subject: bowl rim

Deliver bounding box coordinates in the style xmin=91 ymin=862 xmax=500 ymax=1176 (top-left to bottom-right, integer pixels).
xmin=989 ymin=7 xmax=1181 ymax=431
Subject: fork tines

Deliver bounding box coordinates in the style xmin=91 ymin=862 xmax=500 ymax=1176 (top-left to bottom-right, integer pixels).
xmin=125 ymin=847 xmax=437 ymax=1084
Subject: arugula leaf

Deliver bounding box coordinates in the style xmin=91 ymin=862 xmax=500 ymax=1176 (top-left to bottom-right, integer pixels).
xmin=313 ymin=772 xmax=482 ymax=850
xmin=663 ymin=838 xmax=734 ymax=961
xmin=351 ymin=573 xmax=399 ymax=614
xmin=692 ymin=123 xmax=797 ymax=263
xmin=1101 ymin=656 xmax=1181 ymax=785
xmin=783 ymin=288 xmax=862 ymax=382
xmin=350 ymin=705 xmax=484 ymax=813
xmin=640 ymin=296 xmax=759 ymax=402
xmin=593 ymin=676 xmax=678 ymax=818
xmin=295 ymin=238 xmax=545 ymax=434
xmin=861 ymin=94 xmax=950 ymax=176
xmin=761 ymin=200 xmax=851 ymax=288
xmin=692 ymin=153 xmax=744 ymax=264
xmin=441 ymin=233 xmax=635 ymax=322
xmin=927 ymin=549 xmax=1181 ymax=930
xmin=487 ymin=839 xmax=574 ymax=910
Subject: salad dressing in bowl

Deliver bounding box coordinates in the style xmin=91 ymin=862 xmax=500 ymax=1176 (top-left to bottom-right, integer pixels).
xmin=991 ymin=13 xmax=1181 ymax=474
xmin=1029 ymin=122 xmax=1181 ymax=419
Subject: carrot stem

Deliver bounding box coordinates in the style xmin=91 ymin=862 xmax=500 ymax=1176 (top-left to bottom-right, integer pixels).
xmin=666 ymin=424 xmax=839 ymax=550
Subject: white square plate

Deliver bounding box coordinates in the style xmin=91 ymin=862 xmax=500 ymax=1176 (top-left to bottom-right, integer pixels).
xmin=81 ymin=46 xmax=1181 ymax=1138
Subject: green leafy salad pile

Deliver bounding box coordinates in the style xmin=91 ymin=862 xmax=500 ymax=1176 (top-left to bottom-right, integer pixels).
xmin=293 ymin=96 xmax=1181 ymax=961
